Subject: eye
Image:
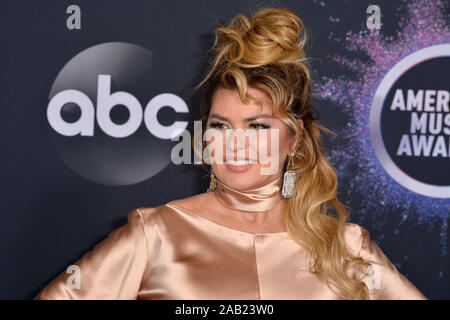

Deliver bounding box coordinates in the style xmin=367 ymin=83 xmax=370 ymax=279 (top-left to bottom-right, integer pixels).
xmin=249 ymin=122 xmax=271 ymax=129
xmin=208 ymin=121 xmax=228 ymax=130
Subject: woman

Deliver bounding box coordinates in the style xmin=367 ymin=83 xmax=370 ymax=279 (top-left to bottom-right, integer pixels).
xmin=34 ymin=7 xmax=427 ymax=300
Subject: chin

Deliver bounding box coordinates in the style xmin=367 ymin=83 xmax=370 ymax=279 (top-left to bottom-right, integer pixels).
xmin=227 ymin=179 xmax=256 ymax=191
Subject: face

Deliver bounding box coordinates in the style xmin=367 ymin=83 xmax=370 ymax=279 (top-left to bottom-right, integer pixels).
xmin=205 ymin=87 xmax=303 ymax=191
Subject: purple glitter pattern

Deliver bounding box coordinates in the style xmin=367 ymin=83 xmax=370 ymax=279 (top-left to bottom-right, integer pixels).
xmin=315 ymin=0 xmax=450 ymax=256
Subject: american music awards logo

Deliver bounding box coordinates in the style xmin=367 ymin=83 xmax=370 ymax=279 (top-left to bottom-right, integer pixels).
xmin=370 ymin=44 xmax=450 ymax=199
xmin=315 ymin=0 xmax=449 ymax=255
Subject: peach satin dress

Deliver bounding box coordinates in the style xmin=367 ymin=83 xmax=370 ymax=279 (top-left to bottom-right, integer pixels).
xmin=34 ymin=175 xmax=427 ymax=300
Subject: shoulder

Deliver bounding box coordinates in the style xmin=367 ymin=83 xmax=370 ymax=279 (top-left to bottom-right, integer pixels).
xmin=343 ymin=222 xmax=370 ymax=257
xmin=167 ymin=192 xmax=214 ymax=212
xmin=129 ymin=192 xmax=213 ymax=226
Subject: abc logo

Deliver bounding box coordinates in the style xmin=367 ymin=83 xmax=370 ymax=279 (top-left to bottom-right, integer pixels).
xmin=48 ymin=74 xmax=188 ymax=139
xmin=47 ymin=42 xmax=190 ymax=186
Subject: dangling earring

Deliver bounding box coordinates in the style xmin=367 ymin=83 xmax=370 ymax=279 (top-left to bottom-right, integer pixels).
xmin=207 ymin=170 xmax=217 ymax=192
xmin=282 ymin=152 xmax=296 ymax=198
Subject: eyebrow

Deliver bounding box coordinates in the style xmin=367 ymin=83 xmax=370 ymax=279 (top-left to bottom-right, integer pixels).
xmin=209 ymin=113 xmax=274 ymax=122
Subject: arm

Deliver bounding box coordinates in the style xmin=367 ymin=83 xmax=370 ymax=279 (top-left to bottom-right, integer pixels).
xmin=34 ymin=208 xmax=149 ymax=300
xmin=356 ymin=226 xmax=428 ymax=300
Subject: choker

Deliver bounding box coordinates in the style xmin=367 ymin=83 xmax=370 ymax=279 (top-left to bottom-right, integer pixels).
xmin=214 ymin=174 xmax=284 ymax=212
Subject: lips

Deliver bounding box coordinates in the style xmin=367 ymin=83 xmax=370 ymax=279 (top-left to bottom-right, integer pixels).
xmin=225 ymin=159 xmax=257 ymax=165
xmin=224 ymin=159 xmax=256 ymax=173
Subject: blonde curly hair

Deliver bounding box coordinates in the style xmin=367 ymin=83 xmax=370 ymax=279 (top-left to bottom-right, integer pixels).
xmin=192 ymin=7 xmax=372 ymax=299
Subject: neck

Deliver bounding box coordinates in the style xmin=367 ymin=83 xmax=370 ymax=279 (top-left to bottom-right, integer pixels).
xmin=213 ymin=174 xmax=284 ymax=212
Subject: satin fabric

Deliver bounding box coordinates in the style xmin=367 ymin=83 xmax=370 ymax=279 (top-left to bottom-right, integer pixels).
xmin=34 ymin=202 xmax=427 ymax=300
xmin=214 ymin=173 xmax=284 ymax=212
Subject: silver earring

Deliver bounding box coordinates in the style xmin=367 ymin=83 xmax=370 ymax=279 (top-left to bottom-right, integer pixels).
xmin=207 ymin=171 xmax=217 ymax=192
xmin=282 ymin=152 xmax=296 ymax=198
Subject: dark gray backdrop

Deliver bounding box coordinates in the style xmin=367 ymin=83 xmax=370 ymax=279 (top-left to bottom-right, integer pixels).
xmin=0 ymin=0 xmax=448 ymax=299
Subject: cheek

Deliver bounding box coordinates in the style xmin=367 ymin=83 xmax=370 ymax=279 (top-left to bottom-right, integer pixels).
xmin=206 ymin=133 xmax=226 ymax=159
xmin=278 ymin=128 xmax=291 ymax=151
xmin=254 ymin=129 xmax=277 ymax=157
xmin=259 ymin=128 xmax=289 ymax=159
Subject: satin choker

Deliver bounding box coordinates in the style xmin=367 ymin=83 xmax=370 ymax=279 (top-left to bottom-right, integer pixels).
xmin=214 ymin=174 xmax=284 ymax=212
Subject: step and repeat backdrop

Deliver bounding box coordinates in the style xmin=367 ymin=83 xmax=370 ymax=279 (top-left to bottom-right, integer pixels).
xmin=0 ymin=0 xmax=448 ymax=299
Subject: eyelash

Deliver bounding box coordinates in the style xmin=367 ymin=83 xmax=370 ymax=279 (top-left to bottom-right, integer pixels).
xmin=208 ymin=121 xmax=271 ymax=130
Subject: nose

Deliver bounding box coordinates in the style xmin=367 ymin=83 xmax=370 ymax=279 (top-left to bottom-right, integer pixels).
xmin=225 ymin=129 xmax=247 ymax=160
